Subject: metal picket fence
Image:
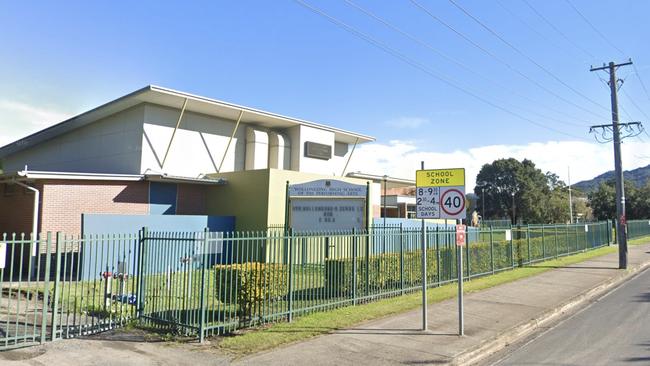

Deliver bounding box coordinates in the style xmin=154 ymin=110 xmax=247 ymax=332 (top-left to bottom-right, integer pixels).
xmin=628 ymin=219 xmax=650 ymax=240
xmin=0 ymin=232 xmax=138 ymax=349
xmin=0 ymin=220 xmax=634 ymax=349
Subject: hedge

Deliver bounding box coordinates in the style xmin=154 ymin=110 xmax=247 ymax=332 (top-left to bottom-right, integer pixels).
xmin=214 ymin=263 xmax=288 ymax=319
xmin=325 ymin=232 xmax=604 ymax=296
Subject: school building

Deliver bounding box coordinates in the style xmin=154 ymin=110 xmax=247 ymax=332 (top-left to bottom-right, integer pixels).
xmin=0 ymin=85 xmax=378 ymax=237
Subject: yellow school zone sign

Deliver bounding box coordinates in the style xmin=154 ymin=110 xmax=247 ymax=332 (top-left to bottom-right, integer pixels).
xmin=416 ymin=168 xmax=465 ymax=187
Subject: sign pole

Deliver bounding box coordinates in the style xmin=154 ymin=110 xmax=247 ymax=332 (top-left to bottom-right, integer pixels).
xmin=415 ymin=166 xmax=466 ymax=333
xmin=421 ymin=161 xmax=428 ymax=331
xmin=457 ymin=223 xmax=465 ymax=336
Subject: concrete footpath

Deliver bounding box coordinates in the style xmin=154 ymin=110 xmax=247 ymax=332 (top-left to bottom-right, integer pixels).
xmin=1 ymin=242 xmax=649 ymax=366
xmin=239 ymin=242 xmax=650 ymax=366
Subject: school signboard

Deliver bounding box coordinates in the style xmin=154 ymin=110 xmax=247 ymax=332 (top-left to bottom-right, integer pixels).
xmin=287 ymin=179 xmax=367 ymax=232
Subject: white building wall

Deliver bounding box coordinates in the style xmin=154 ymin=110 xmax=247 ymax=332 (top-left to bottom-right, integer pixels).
xmin=2 ymin=105 xmax=144 ymax=174
xmin=268 ymin=132 xmax=290 ymax=170
xmin=285 ymin=125 xmax=353 ymax=176
xmin=2 ymin=101 xmax=359 ymax=179
xmin=141 ymin=104 xmax=247 ymax=176
xmin=245 ymin=127 xmax=269 ymax=170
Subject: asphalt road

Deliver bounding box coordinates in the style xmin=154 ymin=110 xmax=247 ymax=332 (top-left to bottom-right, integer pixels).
xmin=493 ymin=267 xmax=650 ymax=366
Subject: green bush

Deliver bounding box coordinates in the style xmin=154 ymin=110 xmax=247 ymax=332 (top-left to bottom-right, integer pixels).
xmin=214 ymin=263 xmax=288 ymax=320
xmin=325 ymin=231 xmax=606 ymax=295
xmin=325 ymin=249 xmax=448 ymax=297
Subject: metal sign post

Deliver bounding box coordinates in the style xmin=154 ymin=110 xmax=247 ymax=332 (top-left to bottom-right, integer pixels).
xmin=456 ymin=224 xmax=466 ymax=336
xmin=420 ymin=161 xmax=428 ymax=331
xmin=416 ymin=167 xmax=466 ymax=335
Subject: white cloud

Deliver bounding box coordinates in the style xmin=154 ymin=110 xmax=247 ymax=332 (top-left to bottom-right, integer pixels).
xmin=346 ymin=139 xmax=650 ymax=190
xmin=384 ymin=117 xmax=430 ymax=129
xmin=0 ymin=100 xmax=72 ymax=146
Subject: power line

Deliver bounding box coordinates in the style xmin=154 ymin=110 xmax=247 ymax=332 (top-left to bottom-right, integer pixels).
xmin=408 ymin=0 xmax=606 ymax=120
xmin=293 ymin=0 xmax=589 ymax=140
xmin=621 ymin=88 xmax=650 ymax=121
xmin=343 ymin=0 xmax=589 ymax=128
xmin=632 ymin=63 xmax=650 ymax=103
xmin=522 ymin=0 xmax=596 ymax=61
xmin=564 ymin=0 xmax=627 ymax=57
xmin=447 ymin=0 xmax=610 ymax=113
xmin=494 ymin=0 xmax=585 ymax=62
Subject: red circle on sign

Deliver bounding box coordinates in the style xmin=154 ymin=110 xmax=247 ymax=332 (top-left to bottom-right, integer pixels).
xmin=440 ymin=188 xmax=465 ymax=216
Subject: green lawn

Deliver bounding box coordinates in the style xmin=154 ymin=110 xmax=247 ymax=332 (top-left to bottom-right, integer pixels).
xmin=217 ymin=235 xmax=650 ymax=357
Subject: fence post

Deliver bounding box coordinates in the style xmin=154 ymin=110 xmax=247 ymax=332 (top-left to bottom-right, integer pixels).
xmin=565 ymin=223 xmax=570 ymax=254
xmin=489 ymin=226 xmax=494 ymax=274
xmin=40 ymin=232 xmax=52 ymax=344
xmin=607 ymin=220 xmax=612 ymax=245
xmin=541 ymin=224 xmax=546 ymax=259
xmin=465 ymin=228 xmax=470 ymax=279
xmin=510 ymin=225 xmax=515 ymax=269
xmin=526 ymin=224 xmax=531 ymax=264
xmin=199 ymin=229 xmax=208 ymax=343
xmin=352 ymin=228 xmax=358 ymax=306
xmin=136 ymin=227 xmax=148 ymax=319
xmin=399 ymin=224 xmax=404 ymax=294
xmin=554 ymin=225 xmax=559 ymax=258
xmin=50 ymin=232 xmax=62 ymax=341
xmin=287 ymin=228 xmax=294 ymax=322
xmin=465 ymin=226 xmax=470 ymax=279
xmin=365 ymin=228 xmax=370 ymax=298
xmin=436 ymin=226 xmax=440 ymax=286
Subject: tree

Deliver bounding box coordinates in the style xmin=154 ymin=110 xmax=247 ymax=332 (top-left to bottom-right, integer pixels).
xmin=587 ymin=179 xmax=650 ymax=220
xmin=475 ymin=158 xmax=565 ymax=224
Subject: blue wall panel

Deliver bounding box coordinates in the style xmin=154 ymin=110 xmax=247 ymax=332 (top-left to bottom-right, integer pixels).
xmin=149 ymin=182 xmax=177 ymax=215
xmin=80 ymin=214 xmax=235 ymax=280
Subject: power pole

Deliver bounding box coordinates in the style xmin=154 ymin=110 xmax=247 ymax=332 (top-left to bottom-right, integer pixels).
xmin=590 ymin=60 xmax=633 ymax=269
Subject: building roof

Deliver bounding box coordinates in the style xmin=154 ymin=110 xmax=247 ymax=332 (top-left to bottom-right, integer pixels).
xmin=0 ymin=170 xmax=226 ymax=185
xmin=0 ymin=85 xmax=375 ymax=158
xmin=345 ymin=172 xmax=415 ymax=189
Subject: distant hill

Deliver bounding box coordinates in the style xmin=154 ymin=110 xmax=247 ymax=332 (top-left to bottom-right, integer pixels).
xmin=573 ymin=164 xmax=650 ymax=192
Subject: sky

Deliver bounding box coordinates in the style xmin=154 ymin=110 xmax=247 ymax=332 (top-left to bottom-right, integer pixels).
xmin=1 ymin=0 xmax=649 ymax=189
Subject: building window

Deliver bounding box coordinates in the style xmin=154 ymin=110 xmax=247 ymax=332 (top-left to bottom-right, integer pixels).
xmin=407 ymin=204 xmax=417 ymax=219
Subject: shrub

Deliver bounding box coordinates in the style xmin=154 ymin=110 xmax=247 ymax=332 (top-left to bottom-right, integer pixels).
xmin=325 ymin=231 xmax=605 ymax=295
xmin=214 ymin=263 xmax=288 ymax=320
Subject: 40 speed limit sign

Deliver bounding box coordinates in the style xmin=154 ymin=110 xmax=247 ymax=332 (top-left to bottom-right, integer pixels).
xmin=415 ymin=168 xmax=466 ymax=220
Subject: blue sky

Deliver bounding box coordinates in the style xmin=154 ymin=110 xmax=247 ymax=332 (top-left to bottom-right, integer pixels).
xmin=1 ymin=0 xmax=649 ymax=185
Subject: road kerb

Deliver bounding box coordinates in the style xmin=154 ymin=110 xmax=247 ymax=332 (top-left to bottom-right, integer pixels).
xmin=453 ymin=259 xmax=650 ymax=366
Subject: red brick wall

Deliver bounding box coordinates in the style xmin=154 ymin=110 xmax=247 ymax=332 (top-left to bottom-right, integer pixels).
xmin=385 ymin=187 xmax=415 ymax=196
xmin=40 ymin=180 xmax=149 ymax=235
xmin=0 ymin=182 xmax=41 ymax=237
xmin=176 ymin=184 xmax=207 ymax=215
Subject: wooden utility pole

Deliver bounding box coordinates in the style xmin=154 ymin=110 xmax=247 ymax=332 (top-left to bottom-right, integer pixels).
xmin=590 ymin=60 xmax=633 ymax=269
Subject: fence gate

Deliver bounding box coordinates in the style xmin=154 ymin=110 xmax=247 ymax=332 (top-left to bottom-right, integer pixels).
xmin=138 ymin=230 xmax=208 ymax=336
xmin=0 ymin=236 xmax=48 ymax=349
xmin=0 ymin=233 xmax=139 ymax=350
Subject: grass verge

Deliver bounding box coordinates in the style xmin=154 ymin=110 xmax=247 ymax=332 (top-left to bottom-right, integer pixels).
xmin=218 ymin=236 xmax=650 ymax=357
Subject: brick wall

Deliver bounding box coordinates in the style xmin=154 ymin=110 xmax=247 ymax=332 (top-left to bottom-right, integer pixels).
xmin=40 ymin=180 xmax=149 ymax=235
xmin=385 ymin=187 xmax=415 ymax=196
xmin=176 ymin=184 xmax=208 ymax=215
xmin=0 ymin=182 xmax=41 ymax=237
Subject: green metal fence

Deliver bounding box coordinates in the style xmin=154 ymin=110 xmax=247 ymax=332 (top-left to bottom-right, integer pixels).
xmin=0 ymin=220 xmax=636 ymax=348
xmin=0 ymin=232 xmax=138 ymax=349
xmin=628 ymin=219 xmax=650 ymax=240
